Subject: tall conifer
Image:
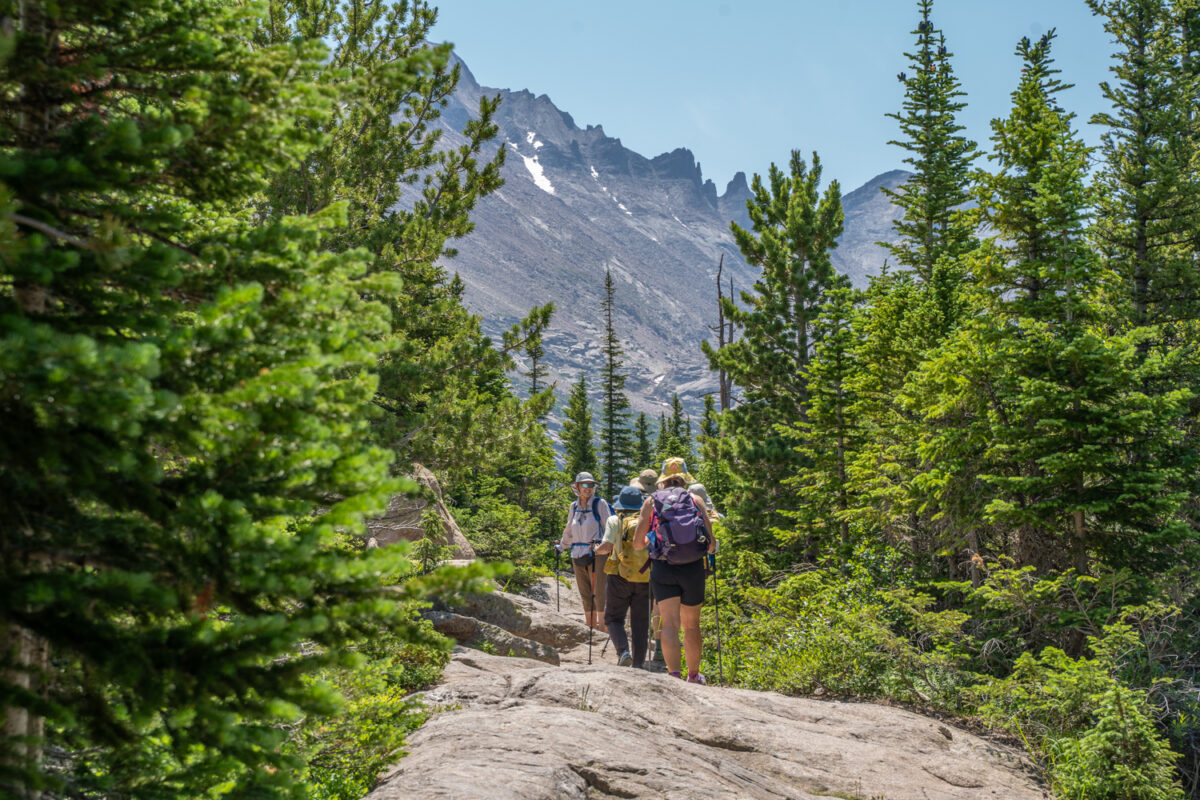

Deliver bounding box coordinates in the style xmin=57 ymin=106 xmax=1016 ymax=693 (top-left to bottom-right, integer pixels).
xmin=668 ymin=393 xmax=694 ymax=462
xmin=258 ymin=1 xmax=554 ymax=486
xmin=0 ymin=2 xmax=489 ymax=796
xmin=786 ymin=287 xmax=863 ymax=557
xmin=703 ymin=152 xmax=844 ymax=553
xmin=884 ymin=0 xmax=979 ymax=287
xmin=632 ymin=412 xmax=654 ymax=473
xmin=914 ymin=33 xmax=1191 ymax=575
xmin=1088 ymin=0 xmax=1200 ymax=330
xmin=845 ymin=0 xmax=978 ymax=567
xmin=562 ymin=374 xmax=598 ymax=481
xmin=598 ymin=267 xmax=634 ymax=499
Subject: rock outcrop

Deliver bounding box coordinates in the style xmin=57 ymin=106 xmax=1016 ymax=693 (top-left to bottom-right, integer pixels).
xmin=424 ymin=610 xmax=560 ymax=665
xmin=369 ymin=650 xmax=1043 ymax=800
xmin=368 ymin=575 xmax=1047 ymax=800
xmin=363 ymin=464 xmax=475 ymax=558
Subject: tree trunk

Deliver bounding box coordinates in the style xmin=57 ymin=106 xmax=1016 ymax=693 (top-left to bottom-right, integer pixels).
xmin=2 ymin=621 xmax=48 ymax=800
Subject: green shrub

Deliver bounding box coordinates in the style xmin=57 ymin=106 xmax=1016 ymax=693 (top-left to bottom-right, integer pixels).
xmin=411 ymin=509 xmax=456 ymax=574
xmin=1050 ymin=685 xmax=1183 ymax=800
xmin=709 ymin=547 xmax=971 ymax=706
xmin=973 ymin=624 xmax=1185 ymax=800
xmin=288 ymin=609 xmax=452 ymax=800
xmin=454 ymin=497 xmax=547 ymax=589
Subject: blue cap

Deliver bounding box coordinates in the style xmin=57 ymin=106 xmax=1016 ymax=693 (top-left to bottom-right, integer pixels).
xmin=614 ymin=485 xmax=644 ymax=511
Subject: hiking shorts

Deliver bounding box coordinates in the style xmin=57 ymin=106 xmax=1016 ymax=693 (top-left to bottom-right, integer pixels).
xmin=649 ymin=558 xmax=706 ymax=607
xmin=572 ymin=553 xmax=607 ymax=613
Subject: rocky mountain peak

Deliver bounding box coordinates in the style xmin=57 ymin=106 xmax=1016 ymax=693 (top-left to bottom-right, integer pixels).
xmin=429 ymin=51 xmax=906 ymax=425
xmin=722 ymin=170 xmax=749 ymax=199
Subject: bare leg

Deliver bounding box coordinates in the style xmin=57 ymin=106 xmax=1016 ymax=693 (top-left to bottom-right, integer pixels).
xmin=680 ymin=602 xmax=703 ymax=676
xmin=657 ymin=596 xmax=683 ymax=674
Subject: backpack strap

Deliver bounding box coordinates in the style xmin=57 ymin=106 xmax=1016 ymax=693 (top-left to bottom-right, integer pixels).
xmin=591 ymin=497 xmax=601 ymax=528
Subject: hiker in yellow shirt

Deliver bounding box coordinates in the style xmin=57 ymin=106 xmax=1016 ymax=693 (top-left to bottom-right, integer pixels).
xmin=594 ymin=485 xmax=651 ymax=668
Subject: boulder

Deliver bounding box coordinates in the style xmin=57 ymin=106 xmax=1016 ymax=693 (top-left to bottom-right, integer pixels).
xmin=369 ymin=651 xmax=1046 ymax=800
xmin=364 ymin=464 xmax=475 ymax=558
xmin=443 ymin=590 xmax=594 ymax=652
xmin=423 ymin=611 xmax=559 ymax=665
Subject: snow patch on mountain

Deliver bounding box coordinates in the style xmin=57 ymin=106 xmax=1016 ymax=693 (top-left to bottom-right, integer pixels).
xmin=509 ymin=143 xmax=555 ymax=195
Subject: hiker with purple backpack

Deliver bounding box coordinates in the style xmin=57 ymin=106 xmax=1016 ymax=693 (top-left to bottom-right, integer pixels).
xmin=633 ymin=457 xmax=715 ymax=683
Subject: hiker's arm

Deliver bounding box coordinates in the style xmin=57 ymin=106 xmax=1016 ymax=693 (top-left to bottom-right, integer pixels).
xmin=558 ymin=506 xmax=571 ymax=550
xmin=594 ymin=515 xmax=618 ymax=555
xmin=633 ymin=498 xmax=653 ymax=550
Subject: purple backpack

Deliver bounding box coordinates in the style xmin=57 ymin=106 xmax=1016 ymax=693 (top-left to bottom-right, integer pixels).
xmin=646 ymin=487 xmax=708 ymax=565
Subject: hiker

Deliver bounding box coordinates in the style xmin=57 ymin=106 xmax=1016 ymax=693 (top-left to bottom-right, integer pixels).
xmin=634 ymin=457 xmax=715 ymax=683
xmin=595 ymin=485 xmax=652 ymax=668
xmin=687 ymin=483 xmax=724 ymax=520
xmin=631 ymin=468 xmax=664 ymax=663
xmin=558 ymin=472 xmax=610 ymax=629
xmin=633 ymin=469 xmax=657 ymax=495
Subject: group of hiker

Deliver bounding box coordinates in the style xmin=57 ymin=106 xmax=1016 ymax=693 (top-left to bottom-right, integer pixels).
xmin=556 ymin=458 xmax=719 ymax=684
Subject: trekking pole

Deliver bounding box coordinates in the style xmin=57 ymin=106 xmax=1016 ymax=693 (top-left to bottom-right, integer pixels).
xmin=709 ymin=552 xmax=723 ymax=684
xmin=554 ymin=543 xmax=560 ymax=613
xmin=587 ymin=552 xmax=595 ymax=665
xmin=648 ymin=593 xmax=654 ymax=661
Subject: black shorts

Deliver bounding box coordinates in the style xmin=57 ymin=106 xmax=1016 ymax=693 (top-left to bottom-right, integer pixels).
xmin=650 ymin=558 xmax=706 ymax=606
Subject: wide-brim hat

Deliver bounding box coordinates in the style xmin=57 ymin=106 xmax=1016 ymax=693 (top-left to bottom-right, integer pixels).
xmin=633 ymin=469 xmax=658 ymax=494
xmin=572 ymin=471 xmax=597 ymax=486
xmin=656 ymin=457 xmax=694 ymax=486
xmin=614 ymin=485 xmax=645 ymax=511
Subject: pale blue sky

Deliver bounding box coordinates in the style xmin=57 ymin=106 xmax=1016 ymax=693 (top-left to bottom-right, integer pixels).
xmin=431 ymin=1 xmax=1116 ymax=193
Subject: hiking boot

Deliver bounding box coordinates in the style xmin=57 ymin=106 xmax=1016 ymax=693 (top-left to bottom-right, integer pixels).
xmin=651 ymin=641 xmax=663 ymax=662
xmin=668 ymin=671 xmax=682 ymax=679
xmin=618 ymin=650 xmax=633 ymax=667
xmin=686 ymin=672 xmax=707 ymax=685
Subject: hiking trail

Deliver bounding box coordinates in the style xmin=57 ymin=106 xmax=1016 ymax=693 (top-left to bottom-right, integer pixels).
xmin=366 ymin=573 xmax=1047 ymax=799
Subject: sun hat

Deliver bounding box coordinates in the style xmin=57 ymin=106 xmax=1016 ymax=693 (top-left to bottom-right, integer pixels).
xmin=656 ymin=457 xmax=694 ymax=486
xmin=614 ymin=485 xmax=645 ymax=511
xmin=572 ymin=472 xmax=598 ymax=489
xmin=632 ymin=469 xmax=658 ymax=494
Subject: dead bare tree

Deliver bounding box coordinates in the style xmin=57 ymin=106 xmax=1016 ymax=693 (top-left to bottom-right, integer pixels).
xmin=707 ymin=254 xmax=737 ymax=410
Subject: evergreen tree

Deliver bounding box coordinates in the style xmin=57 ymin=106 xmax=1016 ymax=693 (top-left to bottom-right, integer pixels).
xmin=256 ymin=1 xmax=555 ymax=487
xmin=653 ymin=409 xmax=685 ymax=465
xmin=844 ymin=1 xmax=978 ymax=570
xmin=785 ymin=287 xmax=863 ymax=557
xmin=0 ymin=2 xmax=489 ymax=796
xmin=562 ymin=374 xmax=598 ymax=481
xmin=693 ymin=393 xmax=736 ymax=513
xmin=703 ymin=152 xmax=845 ymax=553
xmin=526 ymin=326 xmax=551 ymax=398
xmin=700 ymin=394 xmax=719 ymax=442
xmin=1088 ymin=0 xmax=1200 ymax=330
xmin=598 ymin=267 xmax=634 ymax=499
xmin=632 ymin=412 xmax=655 ymax=473
xmin=913 ymin=32 xmax=1191 ymax=575
xmin=884 ymin=0 xmax=979 ymax=288
xmin=668 ymin=393 xmax=694 ymax=462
